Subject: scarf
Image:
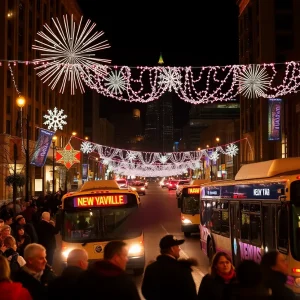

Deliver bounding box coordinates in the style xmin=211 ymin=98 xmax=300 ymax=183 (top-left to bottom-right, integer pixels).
xmin=217 ymin=268 xmax=236 ymax=283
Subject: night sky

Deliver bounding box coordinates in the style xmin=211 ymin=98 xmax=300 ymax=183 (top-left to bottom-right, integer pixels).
xmin=77 ymin=0 xmax=239 ymax=128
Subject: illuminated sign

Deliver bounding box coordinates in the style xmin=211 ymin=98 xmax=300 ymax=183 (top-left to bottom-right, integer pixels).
xmin=188 ymin=188 xmax=200 ymax=194
xmin=268 ymin=98 xmax=282 ymax=141
xmin=74 ymin=195 xmax=128 ymax=207
xmin=253 ymin=189 xmax=270 ymax=196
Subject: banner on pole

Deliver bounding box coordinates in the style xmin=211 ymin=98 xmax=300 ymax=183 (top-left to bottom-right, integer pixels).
xmin=30 ymin=128 xmax=55 ymax=167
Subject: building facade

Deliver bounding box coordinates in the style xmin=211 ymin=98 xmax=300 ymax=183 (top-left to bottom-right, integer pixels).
xmin=0 ymin=0 xmax=83 ymax=201
xmin=237 ymin=0 xmax=300 ymax=164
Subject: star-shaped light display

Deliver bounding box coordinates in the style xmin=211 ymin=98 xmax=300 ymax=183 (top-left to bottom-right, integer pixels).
xmin=56 ymin=142 xmax=81 ymax=169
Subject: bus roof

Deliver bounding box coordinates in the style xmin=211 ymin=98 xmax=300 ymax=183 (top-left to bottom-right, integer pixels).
xmin=80 ymin=180 xmax=120 ymax=192
xmin=191 ymin=179 xmax=209 ymax=185
xmin=235 ymin=157 xmax=300 ymax=181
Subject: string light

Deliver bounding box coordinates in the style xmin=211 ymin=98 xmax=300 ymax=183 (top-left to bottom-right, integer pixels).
xmin=8 ymin=63 xmax=21 ymax=95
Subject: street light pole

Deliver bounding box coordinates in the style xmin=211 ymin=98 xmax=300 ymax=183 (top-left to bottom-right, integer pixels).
xmin=25 ymin=113 xmax=30 ymax=202
xmin=52 ymin=136 xmax=57 ymax=194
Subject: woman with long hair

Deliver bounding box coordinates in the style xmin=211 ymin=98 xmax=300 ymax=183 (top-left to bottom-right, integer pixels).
xmin=0 ymin=255 xmax=32 ymax=300
xmin=15 ymin=225 xmax=31 ymax=257
xmin=198 ymin=251 xmax=236 ymax=300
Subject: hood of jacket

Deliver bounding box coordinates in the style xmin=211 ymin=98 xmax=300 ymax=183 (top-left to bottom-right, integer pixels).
xmin=155 ymin=255 xmax=198 ymax=268
xmin=89 ymin=260 xmax=125 ymax=277
xmin=0 ymin=281 xmax=25 ymax=300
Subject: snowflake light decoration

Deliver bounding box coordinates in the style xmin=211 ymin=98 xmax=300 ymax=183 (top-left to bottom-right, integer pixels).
xmin=43 ymin=107 xmax=67 ymax=132
xmin=80 ymin=141 xmax=94 ymax=154
xmin=158 ymin=67 xmax=182 ymax=92
xmin=209 ymin=151 xmax=220 ymax=162
xmin=159 ymin=155 xmax=168 ymax=164
xmin=104 ymin=70 xmax=127 ymax=95
xmin=32 ymin=14 xmax=111 ymax=94
xmin=225 ymin=143 xmax=239 ymax=157
xmin=126 ymin=151 xmax=137 ymax=162
xmin=237 ymin=65 xmax=270 ymax=98
xmin=102 ymin=159 xmax=110 ymax=165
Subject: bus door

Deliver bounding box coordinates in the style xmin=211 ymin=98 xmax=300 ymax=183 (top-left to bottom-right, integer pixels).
xmin=230 ymin=202 xmax=241 ymax=267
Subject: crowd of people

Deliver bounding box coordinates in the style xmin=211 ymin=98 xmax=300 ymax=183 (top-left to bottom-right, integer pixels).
xmin=0 ymin=194 xmax=297 ymax=300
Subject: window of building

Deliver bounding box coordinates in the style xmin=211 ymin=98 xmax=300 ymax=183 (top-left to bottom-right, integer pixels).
xmin=7 ymin=70 xmax=11 ymax=88
xmin=18 ymin=76 xmax=23 ymax=91
xmin=7 ymin=22 xmax=13 ymax=42
xmin=281 ymin=132 xmax=287 ymax=158
xmin=36 ymin=84 xmax=39 ymax=101
xmin=6 ymin=120 xmax=11 ymax=134
xmin=8 ymin=0 xmax=14 ymax=10
xmin=28 ymin=82 xmax=32 ymax=98
xmin=29 ymin=10 xmax=33 ymax=29
xmin=276 ymin=34 xmax=294 ymax=51
xmin=19 ymin=1 xmax=24 ymax=21
xmin=28 ymin=105 xmax=32 ymax=119
xmin=35 ymin=108 xmax=39 ymax=123
xmin=49 ymin=94 xmax=52 ymax=107
xmin=6 ymin=96 xmax=11 ymax=114
xmin=35 ymin=127 xmax=39 ymax=140
xmin=37 ymin=0 xmax=41 ymax=11
xmin=274 ymin=0 xmax=293 ymax=11
xmin=43 ymin=90 xmax=46 ymax=105
xmin=7 ymin=45 xmax=13 ymax=60
xmin=275 ymin=13 xmax=293 ymax=31
xmin=43 ymin=3 xmax=47 ymax=20
xmin=241 ymin=203 xmax=261 ymax=246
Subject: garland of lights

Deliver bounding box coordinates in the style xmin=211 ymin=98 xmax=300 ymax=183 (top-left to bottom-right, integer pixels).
xmin=77 ymin=137 xmax=241 ymax=177
xmin=3 ymin=14 xmax=300 ymax=102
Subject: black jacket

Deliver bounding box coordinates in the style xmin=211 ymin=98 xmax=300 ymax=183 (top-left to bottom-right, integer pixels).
xmin=198 ymin=273 xmax=237 ymax=300
xmin=142 ymin=255 xmax=198 ymax=300
xmin=263 ymin=270 xmax=295 ymax=300
xmin=48 ymin=266 xmax=84 ymax=300
xmin=76 ymin=260 xmax=140 ymax=300
xmin=36 ymin=220 xmax=59 ymax=251
xmin=14 ymin=265 xmax=56 ymax=300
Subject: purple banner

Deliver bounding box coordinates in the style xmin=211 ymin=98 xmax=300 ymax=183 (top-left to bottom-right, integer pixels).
xmin=268 ymin=98 xmax=282 ymax=141
xmin=82 ymin=164 xmax=88 ymax=180
xmin=30 ymin=129 xmax=55 ymax=167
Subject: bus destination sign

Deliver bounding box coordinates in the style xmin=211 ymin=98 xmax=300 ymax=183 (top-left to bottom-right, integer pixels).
xmin=188 ymin=188 xmax=200 ymax=194
xmin=74 ymin=195 xmax=128 ymax=207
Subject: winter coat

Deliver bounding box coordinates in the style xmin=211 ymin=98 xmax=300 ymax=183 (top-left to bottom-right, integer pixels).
xmin=0 ymin=280 xmax=32 ymax=300
xmin=142 ymin=255 xmax=198 ymax=300
xmin=75 ymin=260 xmax=140 ymax=300
xmin=225 ymin=283 xmax=272 ymax=300
xmin=48 ymin=266 xmax=84 ymax=300
xmin=263 ymin=270 xmax=295 ymax=300
xmin=198 ymin=273 xmax=237 ymax=300
xmin=13 ymin=265 xmax=56 ymax=300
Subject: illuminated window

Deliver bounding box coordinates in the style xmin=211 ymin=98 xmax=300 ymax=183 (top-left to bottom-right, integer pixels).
xmin=281 ymin=132 xmax=287 ymax=158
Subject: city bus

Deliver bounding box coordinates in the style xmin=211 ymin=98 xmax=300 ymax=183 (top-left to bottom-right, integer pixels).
xmin=59 ymin=180 xmax=145 ymax=275
xmin=178 ymin=179 xmax=208 ymax=237
xmin=199 ymin=157 xmax=300 ymax=294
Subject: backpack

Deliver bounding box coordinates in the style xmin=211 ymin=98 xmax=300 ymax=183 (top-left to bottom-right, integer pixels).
xmin=8 ymin=253 xmax=21 ymax=273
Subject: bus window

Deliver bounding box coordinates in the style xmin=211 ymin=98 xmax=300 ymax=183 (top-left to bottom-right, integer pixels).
xmin=263 ymin=205 xmax=276 ymax=251
xmin=212 ymin=201 xmax=229 ymax=237
xmin=290 ymin=180 xmax=300 ymax=260
xmin=277 ymin=205 xmax=288 ymax=253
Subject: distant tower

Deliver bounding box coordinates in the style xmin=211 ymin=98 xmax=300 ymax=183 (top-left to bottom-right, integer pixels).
xmin=145 ymin=53 xmax=174 ymax=152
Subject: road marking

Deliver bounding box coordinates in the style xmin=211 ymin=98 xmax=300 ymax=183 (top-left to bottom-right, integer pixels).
xmin=160 ymin=224 xmax=205 ymax=278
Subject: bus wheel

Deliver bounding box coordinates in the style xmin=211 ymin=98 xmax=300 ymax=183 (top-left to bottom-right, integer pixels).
xmin=208 ymin=239 xmax=215 ymax=263
xmin=184 ymin=232 xmax=191 ymax=237
xmin=133 ymin=268 xmax=144 ymax=276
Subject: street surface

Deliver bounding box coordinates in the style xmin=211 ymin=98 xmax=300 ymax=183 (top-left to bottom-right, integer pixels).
xmin=53 ymin=182 xmax=209 ymax=298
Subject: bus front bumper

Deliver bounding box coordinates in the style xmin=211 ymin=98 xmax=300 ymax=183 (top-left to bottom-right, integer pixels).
xmin=181 ymin=224 xmax=200 ymax=233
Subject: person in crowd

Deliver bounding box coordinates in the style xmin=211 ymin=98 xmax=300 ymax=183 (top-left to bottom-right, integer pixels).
xmin=225 ymin=259 xmax=271 ymax=300
xmin=2 ymin=235 xmax=26 ymax=277
xmin=13 ymin=243 xmax=56 ymax=300
xmin=142 ymin=234 xmax=197 ymax=300
xmin=77 ymin=240 xmax=140 ymax=299
xmin=48 ymin=249 xmax=88 ymax=299
xmin=0 ymin=255 xmax=32 ymax=300
xmin=0 ymin=225 xmax=12 ymax=248
xmin=35 ymin=212 xmax=59 ymax=266
xmin=15 ymin=225 xmax=31 ymax=257
xmin=0 ymin=219 xmax=4 ymax=228
xmin=13 ymin=215 xmax=38 ymax=243
xmin=198 ymin=251 xmax=236 ymax=300
xmin=261 ymin=251 xmax=295 ymax=300
xmin=0 ymin=202 xmax=13 ymax=221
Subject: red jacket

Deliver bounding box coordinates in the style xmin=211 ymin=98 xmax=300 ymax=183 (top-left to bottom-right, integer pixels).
xmin=0 ymin=281 xmax=32 ymax=300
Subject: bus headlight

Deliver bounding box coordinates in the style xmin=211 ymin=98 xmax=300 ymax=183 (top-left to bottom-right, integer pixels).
xmin=131 ymin=187 xmax=137 ymax=191
xmin=128 ymin=244 xmax=143 ymax=255
xmin=182 ymin=218 xmax=192 ymax=224
xmin=141 ymin=187 xmax=145 ymax=191
xmin=295 ymin=277 xmax=300 ymax=287
xmin=62 ymin=248 xmax=73 ymax=259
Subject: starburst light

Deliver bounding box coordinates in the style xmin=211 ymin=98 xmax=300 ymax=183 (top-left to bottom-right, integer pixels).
xmin=104 ymin=70 xmax=127 ymax=95
xmin=43 ymin=107 xmax=67 ymax=132
xmin=158 ymin=68 xmax=182 ymax=92
xmin=237 ymin=65 xmax=270 ymax=98
xmin=32 ymin=14 xmax=111 ymax=94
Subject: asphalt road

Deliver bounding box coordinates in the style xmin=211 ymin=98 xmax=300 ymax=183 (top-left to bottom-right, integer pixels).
xmin=131 ymin=181 xmax=209 ymax=298
xmin=53 ymin=182 xmax=209 ymax=298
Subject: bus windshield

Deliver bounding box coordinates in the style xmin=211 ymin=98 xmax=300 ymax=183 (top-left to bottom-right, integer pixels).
xmin=62 ymin=207 xmax=141 ymax=242
xmin=182 ymin=195 xmax=199 ymax=214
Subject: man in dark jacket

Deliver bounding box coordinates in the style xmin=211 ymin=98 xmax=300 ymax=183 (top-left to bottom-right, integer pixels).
xmin=76 ymin=240 xmax=140 ymax=300
xmin=48 ymin=248 xmax=88 ymax=299
xmin=142 ymin=234 xmax=198 ymax=300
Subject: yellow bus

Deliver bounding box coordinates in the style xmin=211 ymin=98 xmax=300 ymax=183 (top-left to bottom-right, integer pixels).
xmin=178 ymin=180 xmax=208 ymax=237
xmin=199 ymin=158 xmax=300 ymax=295
xmin=59 ymin=180 xmax=145 ymax=275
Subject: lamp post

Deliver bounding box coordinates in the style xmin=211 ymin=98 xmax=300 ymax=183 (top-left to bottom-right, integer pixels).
xmin=216 ymin=137 xmax=220 ymax=180
xmin=52 ymin=135 xmax=57 ymax=194
xmin=16 ymin=95 xmax=30 ymax=202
